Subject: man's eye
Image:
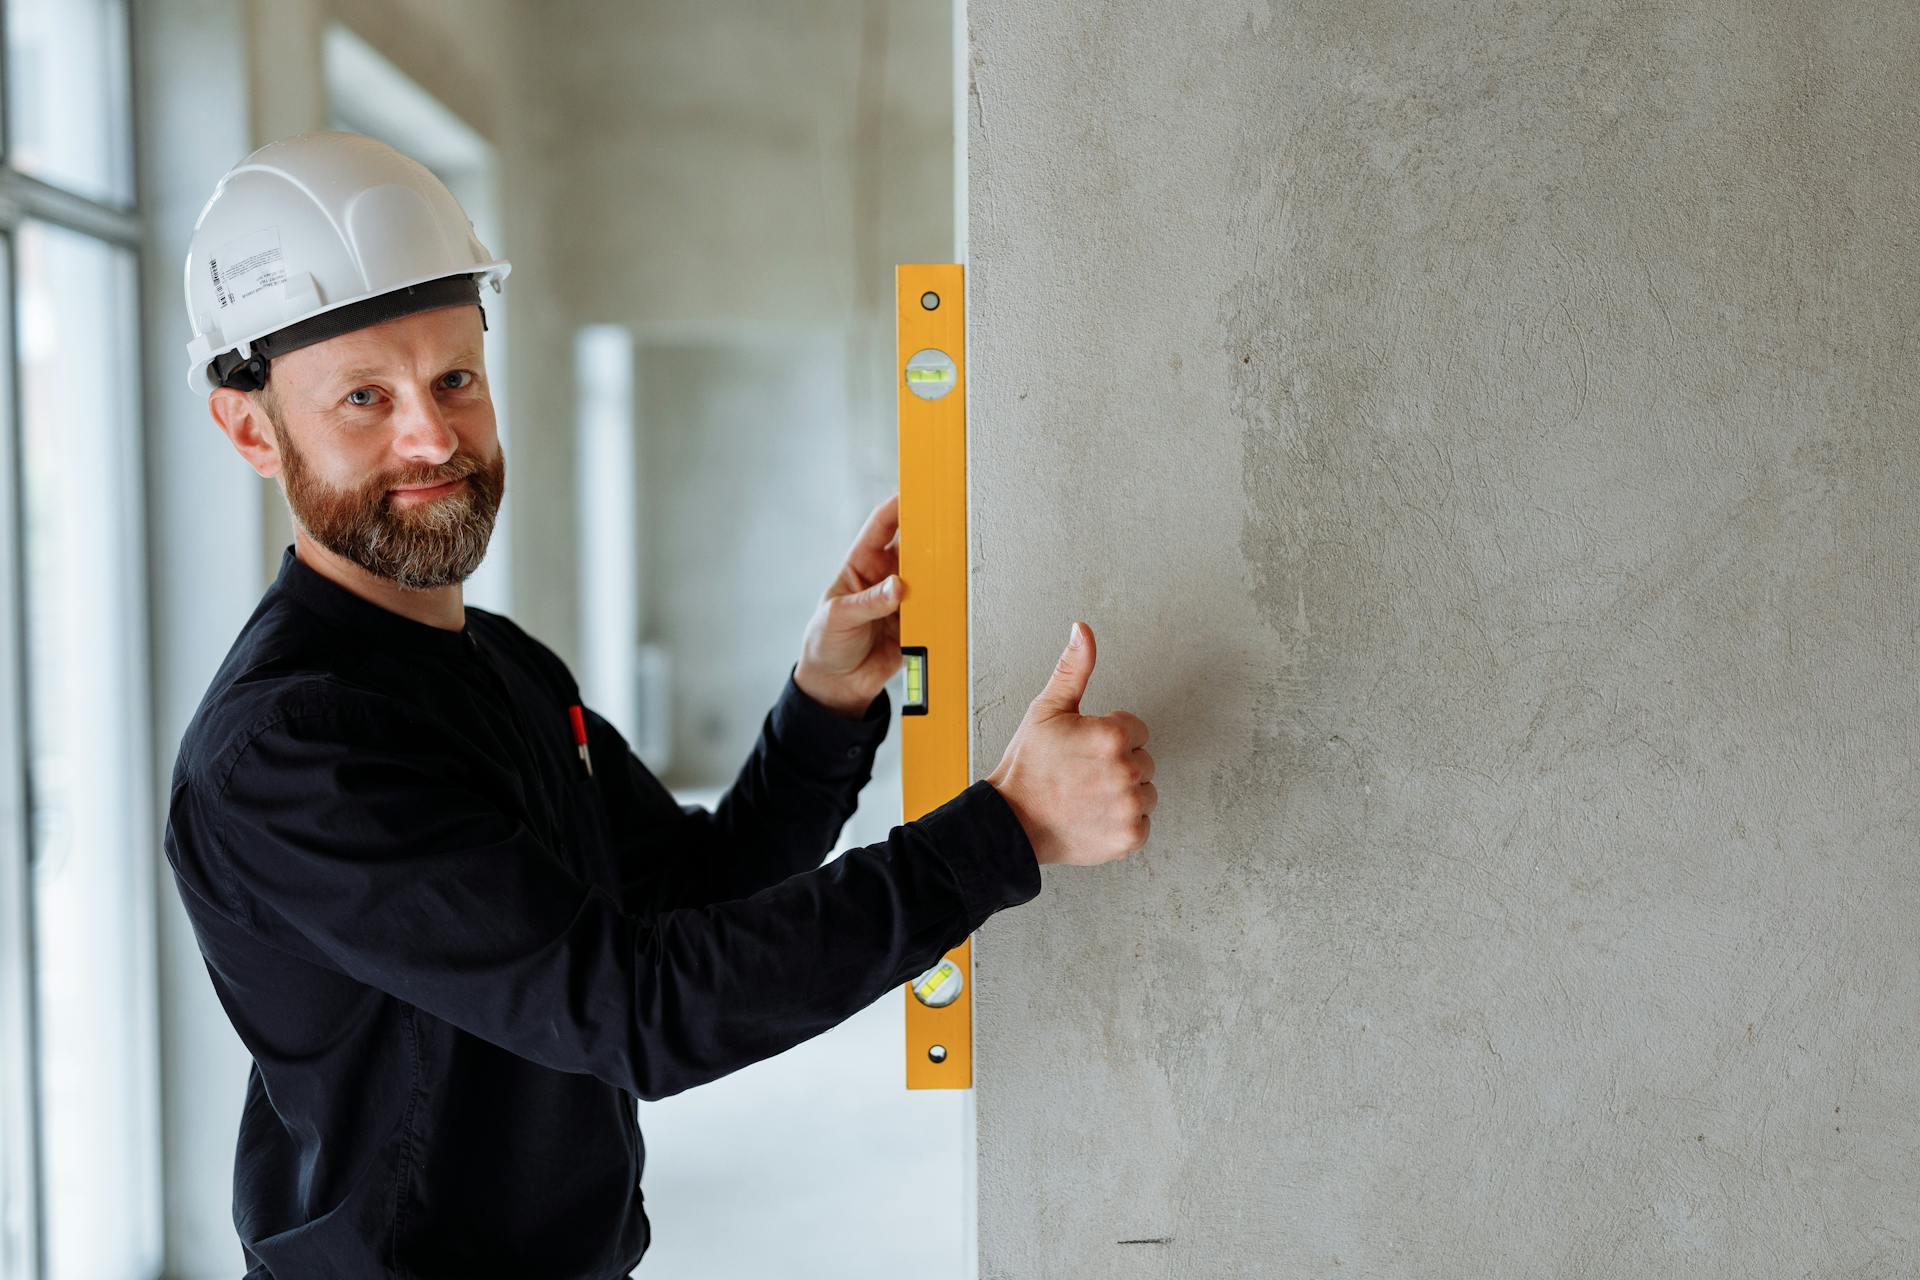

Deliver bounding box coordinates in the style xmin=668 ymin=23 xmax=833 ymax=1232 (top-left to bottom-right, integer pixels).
xmin=346 ymin=387 xmax=378 ymax=407
xmin=441 ymin=370 xmax=475 ymax=390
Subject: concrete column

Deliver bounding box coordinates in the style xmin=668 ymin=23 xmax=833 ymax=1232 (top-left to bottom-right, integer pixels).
xmin=138 ymin=4 xmax=262 ymax=1271
xmin=966 ymin=3 xmax=1920 ymax=1273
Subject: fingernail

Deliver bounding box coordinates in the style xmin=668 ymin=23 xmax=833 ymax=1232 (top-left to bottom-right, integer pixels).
xmin=1067 ymin=623 xmax=1081 ymax=648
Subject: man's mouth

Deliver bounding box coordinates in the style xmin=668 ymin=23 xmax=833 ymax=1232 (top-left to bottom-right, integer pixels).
xmin=389 ymin=476 xmax=468 ymax=503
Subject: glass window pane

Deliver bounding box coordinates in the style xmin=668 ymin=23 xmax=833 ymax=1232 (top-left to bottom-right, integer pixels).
xmin=5 ymin=0 xmax=134 ymax=205
xmin=18 ymin=222 xmax=154 ymax=1276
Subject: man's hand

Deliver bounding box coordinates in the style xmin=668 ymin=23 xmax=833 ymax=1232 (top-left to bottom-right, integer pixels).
xmin=986 ymin=622 xmax=1157 ymax=866
xmin=794 ymin=492 xmax=906 ymax=720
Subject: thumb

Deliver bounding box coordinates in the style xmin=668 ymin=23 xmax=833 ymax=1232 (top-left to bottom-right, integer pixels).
xmin=1033 ymin=621 xmax=1095 ymax=716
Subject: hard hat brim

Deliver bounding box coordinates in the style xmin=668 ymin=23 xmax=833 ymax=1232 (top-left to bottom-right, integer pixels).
xmin=204 ymin=268 xmax=502 ymax=393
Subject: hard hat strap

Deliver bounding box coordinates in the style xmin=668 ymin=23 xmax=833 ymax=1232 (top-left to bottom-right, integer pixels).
xmin=209 ymin=272 xmax=486 ymax=392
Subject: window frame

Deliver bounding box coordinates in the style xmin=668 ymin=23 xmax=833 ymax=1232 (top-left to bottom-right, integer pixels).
xmin=0 ymin=0 xmax=159 ymax=1274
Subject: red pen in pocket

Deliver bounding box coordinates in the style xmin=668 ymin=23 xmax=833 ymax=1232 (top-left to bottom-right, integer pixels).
xmin=567 ymin=704 xmax=593 ymax=778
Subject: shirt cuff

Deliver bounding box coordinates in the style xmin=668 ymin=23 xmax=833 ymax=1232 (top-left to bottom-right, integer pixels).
xmin=908 ymin=778 xmax=1042 ymax=933
xmin=769 ymin=661 xmax=891 ymax=782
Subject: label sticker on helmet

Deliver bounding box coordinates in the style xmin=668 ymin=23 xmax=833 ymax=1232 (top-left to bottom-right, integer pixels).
xmin=209 ymin=227 xmax=287 ymax=310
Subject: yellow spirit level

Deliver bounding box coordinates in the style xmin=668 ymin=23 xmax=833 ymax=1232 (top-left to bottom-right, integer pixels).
xmin=898 ymin=264 xmax=971 ymax=1090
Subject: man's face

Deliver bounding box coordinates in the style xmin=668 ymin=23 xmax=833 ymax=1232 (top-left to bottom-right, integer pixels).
xmin=256 ymin=304 xmax=506 ymax=591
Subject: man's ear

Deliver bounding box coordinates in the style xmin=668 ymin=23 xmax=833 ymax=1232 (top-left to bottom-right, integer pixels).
xmin=208 ymin=385 xmax=282 ymax=479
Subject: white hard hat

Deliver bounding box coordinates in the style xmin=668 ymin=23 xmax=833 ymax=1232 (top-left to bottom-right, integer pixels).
xmin=181 ymin=130 xmax=511 ymax=395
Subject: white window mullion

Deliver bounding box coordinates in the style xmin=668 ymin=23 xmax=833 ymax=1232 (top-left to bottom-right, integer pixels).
xmin=0 ymin=229 xmax=44 ymax=1280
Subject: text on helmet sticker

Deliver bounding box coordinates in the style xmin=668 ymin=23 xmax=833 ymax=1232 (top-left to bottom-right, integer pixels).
xmin=208 ymin=227 xmax=287 ymax=310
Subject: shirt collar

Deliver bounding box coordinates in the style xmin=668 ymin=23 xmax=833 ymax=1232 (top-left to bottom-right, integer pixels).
xmin=271 ymin=543 xmax=477 ymax=663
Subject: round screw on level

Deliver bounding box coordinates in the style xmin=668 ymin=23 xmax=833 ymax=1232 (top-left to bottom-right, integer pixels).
xmin=928 ymin=1044 xmax=948 ymax=1064
xmin=921 ymin=291 xmax=940 ymax=310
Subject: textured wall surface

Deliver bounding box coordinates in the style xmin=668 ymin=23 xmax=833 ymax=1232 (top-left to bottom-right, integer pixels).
xmin=637 ymin=339 xmax=861 ymax=789
xmin=966 ymin=3 xmax=1918 ymax=1275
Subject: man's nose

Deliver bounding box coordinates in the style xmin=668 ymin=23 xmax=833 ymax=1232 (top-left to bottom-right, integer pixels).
xmin=389 ymin=388 xmax=459 ymax=464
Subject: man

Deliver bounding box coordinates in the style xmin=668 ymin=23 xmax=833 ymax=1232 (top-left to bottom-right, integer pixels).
xmin=165 ymin=132 xmax=1157 ymax=1277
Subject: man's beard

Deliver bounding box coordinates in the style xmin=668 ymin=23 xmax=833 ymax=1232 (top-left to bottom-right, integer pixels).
xmin=278 ymin=424 xmax=506 ymax=591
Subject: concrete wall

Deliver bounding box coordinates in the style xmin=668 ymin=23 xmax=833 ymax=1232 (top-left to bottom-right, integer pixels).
xmin=635 ymin=338 xmax=863 ymax=789
xmin=527 ymin=0 xmax=953 ymax=783
xmin=135 ymin=4 xmax=260 ymax=1272
xmin=965 ymin=2 xmax=1919 ymax=1275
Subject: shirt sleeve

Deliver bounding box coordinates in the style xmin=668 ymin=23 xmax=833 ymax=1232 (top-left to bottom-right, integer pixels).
xmin=633 ymin=662 xmax=892 ymax=907
xmin=197 ymin=690 xmax=1039 ymax=1102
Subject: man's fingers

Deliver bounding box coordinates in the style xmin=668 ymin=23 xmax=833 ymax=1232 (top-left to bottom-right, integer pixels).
xmin=1132 ymin=748 xmax=1155 ymax=785
xmin=828 ymin=574 xmax=902 ymax=627
xmin=841 ymin=492 xmax=901 ymax=591
xmin=1105 ymin=709 xmax=1150 ymax=751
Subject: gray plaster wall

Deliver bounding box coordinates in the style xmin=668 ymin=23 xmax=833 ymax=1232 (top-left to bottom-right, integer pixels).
xmin=637 ymin=338 xmax=865 ymax=790
xmin=965 ymin=2 xmax=1918 ymax=1275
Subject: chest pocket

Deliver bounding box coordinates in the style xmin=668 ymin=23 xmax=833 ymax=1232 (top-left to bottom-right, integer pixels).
xmin=559 ymin=765 xmax=625 ymax=893
xmin=461 ymin=625 xmax=626 ymax=893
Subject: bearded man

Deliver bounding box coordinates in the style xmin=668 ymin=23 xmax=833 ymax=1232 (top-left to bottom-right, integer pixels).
xmin=164 ymin=132 xmax=1149 ymax=1279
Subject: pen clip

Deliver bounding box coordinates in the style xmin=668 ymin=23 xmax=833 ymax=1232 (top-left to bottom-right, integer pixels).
xmin=567 ymin=703 xmax=593 ymax=778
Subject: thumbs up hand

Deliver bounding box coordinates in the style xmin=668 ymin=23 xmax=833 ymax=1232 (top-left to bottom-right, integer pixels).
xmin=985 ymin=622 xmax=1157 ymax=867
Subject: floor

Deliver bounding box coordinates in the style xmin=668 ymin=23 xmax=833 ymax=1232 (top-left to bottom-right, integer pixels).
xmin=634 ymin=749 xmax=972 ymax=1277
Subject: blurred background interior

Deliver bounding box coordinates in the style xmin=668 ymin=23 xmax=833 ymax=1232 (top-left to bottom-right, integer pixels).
xmin=0 ymin=1 xmax=965 ymax=1276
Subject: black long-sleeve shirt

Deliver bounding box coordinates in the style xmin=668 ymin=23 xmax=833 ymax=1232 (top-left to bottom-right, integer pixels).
xmin=162 ymin=545 xmax=1041 ymax=1278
